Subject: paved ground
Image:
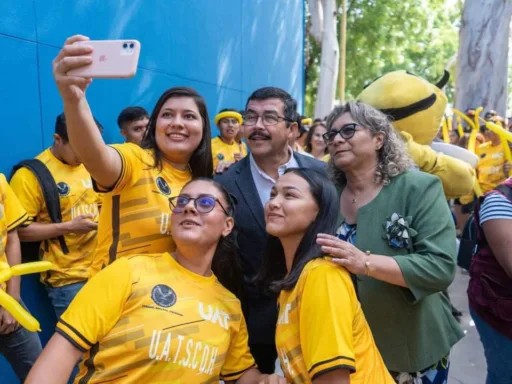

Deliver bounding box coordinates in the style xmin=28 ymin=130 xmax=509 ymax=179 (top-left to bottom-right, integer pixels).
xmin=448 ymin=268 xmax=486 ymax=384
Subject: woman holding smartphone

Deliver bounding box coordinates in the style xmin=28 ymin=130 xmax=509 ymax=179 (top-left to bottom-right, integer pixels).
xmin=26 ymin=179 xmax=285 ymax=384
xmin=52 ymin=35 xmax=213 ymax=275
xmin=259 ymin=168 xmax=393 ymax=383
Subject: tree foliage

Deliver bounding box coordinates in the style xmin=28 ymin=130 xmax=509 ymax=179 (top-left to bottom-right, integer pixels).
xmin=305 ymin=0 xmax=461 ymax=117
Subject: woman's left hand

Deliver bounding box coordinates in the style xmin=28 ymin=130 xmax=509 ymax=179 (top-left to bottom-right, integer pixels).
xmin=317 ymin=233 xmax=368 ymax=275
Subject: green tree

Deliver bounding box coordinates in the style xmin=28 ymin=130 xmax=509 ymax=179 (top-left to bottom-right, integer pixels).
xmin=305 ymin=0 xmax=461 ymax=117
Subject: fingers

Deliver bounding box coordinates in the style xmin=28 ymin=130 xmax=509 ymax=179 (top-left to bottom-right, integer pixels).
xmin=55 ymin=75 xmax=92 ymax=89
xmin=317 ymin=233 xmax=339 ymax=241
xmin=3 ymin=318 xmax=17 ymax=334
xmin=215 ymin=162 xmax=225 ymax=174
xmin=80 ymin=213 xmax=95 ymax=220
xmin=54 ymin=55 xmax=93 ymax=75
xmin=0 ymin=312 xmax=9 ymax=334
xmin=88 ymin=222 xmax=99 ymax=230
xmin=316 ymin=236 xmax=348 ymax=249
xmin=64 ymin=34 xmax=90 ymax=46
xmin=215 ymin=161 xmax=234 ymax=174
xmin=331 ymin=258 xmax=348 ymax=266
xmin=320 ymin=245 xmax=346 ymax=257
xmin=54 ymin=39 xmax=92 ymax=67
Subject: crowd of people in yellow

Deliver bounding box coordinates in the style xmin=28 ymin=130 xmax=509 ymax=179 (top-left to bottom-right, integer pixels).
xmin=0 ymin=34 xmax=511 ymax=384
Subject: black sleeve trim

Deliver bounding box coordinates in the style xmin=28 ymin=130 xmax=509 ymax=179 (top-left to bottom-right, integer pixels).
xmin=56 ymin=328 xmax=88 ymax=353
xmin=92 ymin=146 xmax=125 ymax=193
xmin=7 ymin=212 xmax=28 ymax=231
xmin=308 ymin=355 xmax=355 ymax=373
xmin=221 ymin=363 xmax=256 ymax=380
xmin=311 ymin=364 xmax=356 ymax=380
xmin=58 ymin=319 xmax=94 ymax=347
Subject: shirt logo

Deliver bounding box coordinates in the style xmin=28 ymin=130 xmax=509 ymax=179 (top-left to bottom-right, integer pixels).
xmin=81 ymin=179 xmax=93 ymax=189
xmin=56 ymin=182 xmax=70 ymax=196
xmin=156 ymin=177 xmax=171 ymax=196
xmin=216 ymin=153 xmax=225 ymax=160
xmin=198 ymin=302 xmax=229 ymax=330
xmin=151 ymin=284 xmax=176 ymax=308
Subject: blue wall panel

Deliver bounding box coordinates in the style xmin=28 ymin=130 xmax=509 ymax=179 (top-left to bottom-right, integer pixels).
xmin=0 ymin=35 xmax=43 ymax=175
xmin=0 ymin=1 xmax=303 ymax=382
xmin=0 ymin=0 xmax=37 ymax=40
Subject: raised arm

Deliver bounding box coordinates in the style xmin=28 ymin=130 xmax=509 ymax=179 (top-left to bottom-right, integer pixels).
xmin=52 ymin=35 xmax=122 ymax=189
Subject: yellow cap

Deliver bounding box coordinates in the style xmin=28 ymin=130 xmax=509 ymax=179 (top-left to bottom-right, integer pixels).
xmin=214 ymin=111 xmax=243 ymax=125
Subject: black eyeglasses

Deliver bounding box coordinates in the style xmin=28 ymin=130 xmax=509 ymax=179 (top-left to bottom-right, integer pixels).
xmin=322 ymin=123 xmax=360 ymax=144
xmin=243 ymin=113 xmax=291 ymax=126
xmin=169 ymin=194 xmax=230 ymax=215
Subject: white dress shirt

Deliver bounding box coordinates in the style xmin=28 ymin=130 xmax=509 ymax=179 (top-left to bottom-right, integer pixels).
xmin=249 ymin=147 xmax=300 ymax=206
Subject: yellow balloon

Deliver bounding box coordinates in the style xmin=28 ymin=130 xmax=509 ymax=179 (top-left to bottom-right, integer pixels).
xmin=0 ymin=261 xmax=53 ymax=332
xmin=0 ymin=269 xmax=13 ymax=284
xmin=10 ymin=261 xmax=52 ymax=276
xmin=0 ymin=289 xmax=41 ymax=332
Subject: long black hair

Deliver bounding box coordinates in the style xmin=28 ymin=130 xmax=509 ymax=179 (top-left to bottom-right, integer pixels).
xmin=177 ymin=178 xmax=245 ymax=303
xmin=257 ymin=168 xmax=339 ymax=293
xmin=141 ymin=87 xmax=213 ymax=177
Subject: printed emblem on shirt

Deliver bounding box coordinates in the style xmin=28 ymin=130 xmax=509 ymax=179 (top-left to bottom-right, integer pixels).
xmin=217 ymin=153 xmax=225 ymax=160
xmin=57 ymin=182 xmax=70 ymax=196
xmin=151 ymin=284 xmax=176 ymax=308
xmin=156 ymin=176 xmax=171 ymax=196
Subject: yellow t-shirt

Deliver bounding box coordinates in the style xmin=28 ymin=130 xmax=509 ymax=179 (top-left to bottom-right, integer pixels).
xmin=276 ymin=258 xmax=393 ymax=384
xmin=91 ymin=143 xmax=191 ymax=275
xmin=57 ymin=253 xmax=255 ymax=383
xmin=476 ymin=142 xmax=506 ymax=193
xmin=211 ymin=137 xmax=248 ymax=170
xmin=0 ymin=174 xmax=28 ymax=290
xmin=10 ymin=149 xmax=100 ymax=287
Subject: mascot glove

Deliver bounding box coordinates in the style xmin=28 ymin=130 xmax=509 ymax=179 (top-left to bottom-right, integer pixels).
xmin=400 ymin=132 xmax=476 ymax=199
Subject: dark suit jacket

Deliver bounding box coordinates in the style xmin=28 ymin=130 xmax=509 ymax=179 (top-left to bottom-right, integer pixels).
xmin=215 ymin=153 xmax=328 ymax=344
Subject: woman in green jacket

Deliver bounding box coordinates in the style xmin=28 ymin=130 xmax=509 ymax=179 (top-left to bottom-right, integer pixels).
xmin=316 ymin=101 xmax=464 ymax=383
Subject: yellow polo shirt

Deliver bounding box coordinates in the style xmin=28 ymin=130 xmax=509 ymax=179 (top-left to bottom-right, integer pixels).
xmin=276 ymin=258 xmax=393 ymax=383
xmin=57 ymin=253 xmax=255 ymax=383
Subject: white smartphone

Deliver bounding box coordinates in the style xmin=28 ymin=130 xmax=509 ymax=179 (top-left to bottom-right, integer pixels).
xmin=67 ymin=39 xmax=141 ymax=79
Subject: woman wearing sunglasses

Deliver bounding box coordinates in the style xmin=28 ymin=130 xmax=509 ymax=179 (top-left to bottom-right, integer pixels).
xmin=26 ymin=179 xmax=285 ymax=384
xmin=52 ymin=35 xmax=213 ymax=276
xmin=316 ymin=102 xmax=463 ymax=383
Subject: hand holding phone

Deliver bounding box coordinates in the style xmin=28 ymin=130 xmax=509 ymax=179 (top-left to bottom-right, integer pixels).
xmin=67 ymin=39 xmax=141 ymax=79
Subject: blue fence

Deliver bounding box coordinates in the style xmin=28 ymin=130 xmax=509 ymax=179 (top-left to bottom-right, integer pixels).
xmin=0 ymin=1 xmax=304 ymax=381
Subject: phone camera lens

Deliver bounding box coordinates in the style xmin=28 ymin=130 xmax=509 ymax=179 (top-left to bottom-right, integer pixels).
xmin=123 ymin=43 xmax=128 ymax=49
xmin=129 ymin=43 xmax=134 ymax=49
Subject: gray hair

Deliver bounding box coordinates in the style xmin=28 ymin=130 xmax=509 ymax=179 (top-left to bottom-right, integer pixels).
xmin=326 ymin=101 xmax=414 ymax=186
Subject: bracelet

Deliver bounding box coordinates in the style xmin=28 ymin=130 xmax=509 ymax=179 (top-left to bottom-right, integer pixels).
xmin=364 ymin=251 xmax=371 ymax=277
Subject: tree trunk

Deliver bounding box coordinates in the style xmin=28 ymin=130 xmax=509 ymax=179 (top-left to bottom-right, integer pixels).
xmin=314 ymin=0 xmax=339 ymax=119
xmin=308 ymin=0 xmax=323 ymax=43
xmin=455 ymin=0 xmax=512 ymax=117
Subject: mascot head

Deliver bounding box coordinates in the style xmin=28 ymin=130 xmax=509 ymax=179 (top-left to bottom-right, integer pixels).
xmin=357 ymin=70 xmax=450 ymax=145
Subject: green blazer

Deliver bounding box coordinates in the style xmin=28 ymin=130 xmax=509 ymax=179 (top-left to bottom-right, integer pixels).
xmin=338 ymin=170 xmax=464 ymax=372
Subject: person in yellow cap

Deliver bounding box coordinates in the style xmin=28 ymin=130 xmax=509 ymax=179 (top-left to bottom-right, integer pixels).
xmin=212 ymin=109 xmax=248 ymax=174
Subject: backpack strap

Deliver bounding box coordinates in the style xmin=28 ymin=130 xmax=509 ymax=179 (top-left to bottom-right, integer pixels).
xmin=10 ymin=159 xmax=69 ymax=254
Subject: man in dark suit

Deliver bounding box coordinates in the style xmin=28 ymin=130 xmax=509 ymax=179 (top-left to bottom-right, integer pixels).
xmin=215 ymin=87 xmax=327 ymax=373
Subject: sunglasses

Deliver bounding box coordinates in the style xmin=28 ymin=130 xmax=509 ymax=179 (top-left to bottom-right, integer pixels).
xmin=322 ymin=123 xmax=360 ymax=144
xmin=169 ymin=194 xmax=230 ymax=215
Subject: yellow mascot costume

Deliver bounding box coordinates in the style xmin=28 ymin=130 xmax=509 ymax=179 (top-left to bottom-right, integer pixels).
xmin=356 ymin=70 xmax=475 ymax=199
